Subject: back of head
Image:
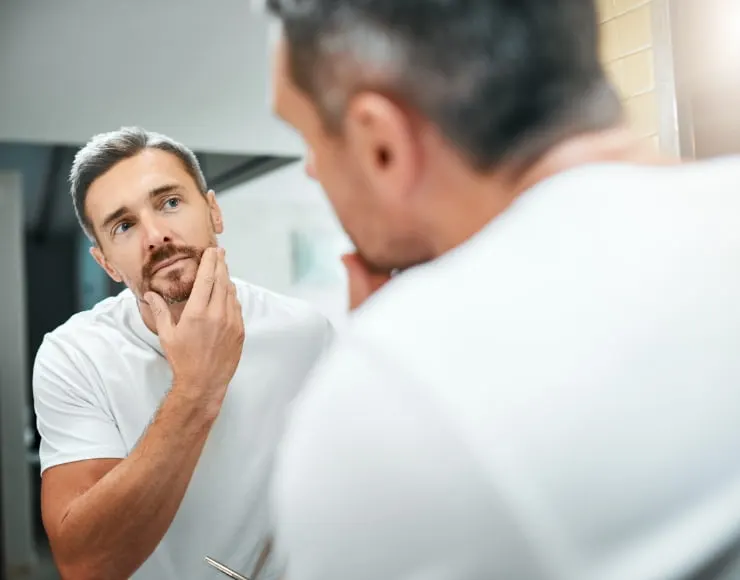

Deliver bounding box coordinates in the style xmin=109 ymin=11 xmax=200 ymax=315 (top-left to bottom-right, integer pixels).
xmin=267 ymin=0 xmax=622 ymax=170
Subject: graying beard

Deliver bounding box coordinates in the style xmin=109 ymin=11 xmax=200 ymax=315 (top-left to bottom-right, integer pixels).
xmin=165 ymin=296 xmax=187 ymax=305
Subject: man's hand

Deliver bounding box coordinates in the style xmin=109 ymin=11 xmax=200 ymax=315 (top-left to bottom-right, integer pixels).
xmin=145 ymin=247 xmax=245 ymax=414
xmin=341 ymin=252 xmax=392 ymax=311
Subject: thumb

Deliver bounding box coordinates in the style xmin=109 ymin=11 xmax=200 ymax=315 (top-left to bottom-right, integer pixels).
xmin=143 ymin=292 xmax=173 ymax=336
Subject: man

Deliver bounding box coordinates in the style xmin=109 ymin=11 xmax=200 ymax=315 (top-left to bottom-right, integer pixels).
xmin=32 ymin=127 xmax=332 ymax=580
xmin=264 ymin=0 xmax=740 ymax=579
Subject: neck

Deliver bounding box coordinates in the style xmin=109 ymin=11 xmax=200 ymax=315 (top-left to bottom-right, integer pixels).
xmin=426 ymin=125 xmax=676 ymax=257
xmin=139 ymin=298 xmax=187 ymax=334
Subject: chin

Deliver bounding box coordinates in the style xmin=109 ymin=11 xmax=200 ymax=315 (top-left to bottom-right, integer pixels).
xmin=161 ymin=284 xmax=194 ymax=304
xmin=150 ymin=275 xmax=195 ymax=304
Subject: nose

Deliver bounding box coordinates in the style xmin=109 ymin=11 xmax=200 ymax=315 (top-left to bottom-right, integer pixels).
xmin=140 ymin=213 xmax=173 ymax=250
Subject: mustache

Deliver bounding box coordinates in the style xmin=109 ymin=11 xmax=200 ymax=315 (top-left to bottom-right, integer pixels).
xmin=142 ymin=244 xmax=201 ymax=279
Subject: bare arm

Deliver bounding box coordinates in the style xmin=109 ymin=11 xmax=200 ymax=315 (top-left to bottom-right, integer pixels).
xmin=42 ymin=385 xmax=215 ymax=579
xmin=41 ymin=248 xmax=244 ymax=580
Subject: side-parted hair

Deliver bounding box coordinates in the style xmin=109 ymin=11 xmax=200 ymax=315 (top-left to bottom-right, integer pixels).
xmin=70 ymin=127 xmax=207 ymax=241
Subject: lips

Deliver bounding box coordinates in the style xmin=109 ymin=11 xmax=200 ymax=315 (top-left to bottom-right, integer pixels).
xmin=151 ymin=255 xmax=188 ymax=275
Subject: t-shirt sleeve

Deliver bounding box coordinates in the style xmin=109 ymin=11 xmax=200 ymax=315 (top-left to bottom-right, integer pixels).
xmin=33 ymin=336 xmax=127 ymax=474
xmin=270 ymin=334 xmax=544 ymax=580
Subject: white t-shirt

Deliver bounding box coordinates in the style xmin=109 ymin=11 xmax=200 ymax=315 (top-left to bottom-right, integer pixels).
xmin=33 ymin=278 xmax=332 ymax=580
xmin=271 ymin=157 xmax=740 ymax=580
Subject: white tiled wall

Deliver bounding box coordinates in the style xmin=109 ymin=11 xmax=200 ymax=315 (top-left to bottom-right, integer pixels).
xmin=597 ymin=0 xmax=660 ymax=152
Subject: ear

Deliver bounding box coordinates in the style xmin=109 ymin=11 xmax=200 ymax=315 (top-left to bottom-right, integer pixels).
xmin=90 ymin=246 xmax=123 ymax=283
xmin=344 ymin=92 xmax=419 ymax=203
xmin=206 ymin=190 xmax=224 ymax=234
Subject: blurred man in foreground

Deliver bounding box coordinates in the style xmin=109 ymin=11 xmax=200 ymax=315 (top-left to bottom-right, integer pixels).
xmin=264 ymin=0 xmax=740 ymax=578
xmin=33 ymin=127 xmax=331 ymax=579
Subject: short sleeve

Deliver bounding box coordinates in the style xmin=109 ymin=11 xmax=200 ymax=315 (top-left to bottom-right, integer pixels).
xmin=270 ymin=334 xmax=544 ymax=580
xmin=33 ymin=336 xmax=127 ymax=474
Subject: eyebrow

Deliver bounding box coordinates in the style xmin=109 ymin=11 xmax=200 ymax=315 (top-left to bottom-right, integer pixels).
xmin=99 ymin=184 xmax=182 ymax=231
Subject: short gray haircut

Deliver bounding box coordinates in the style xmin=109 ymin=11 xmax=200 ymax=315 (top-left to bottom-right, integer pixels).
xmin=70 ymin=126 xmax=207 ymax=241
xmin=267 ymin=0 xmax=622 ymax=172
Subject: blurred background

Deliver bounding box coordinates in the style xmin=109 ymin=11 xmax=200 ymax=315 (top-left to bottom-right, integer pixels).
xmin=0 ymin=0 xmax=738 ymax=578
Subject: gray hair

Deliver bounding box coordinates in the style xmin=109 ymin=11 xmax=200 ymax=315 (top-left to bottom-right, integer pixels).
xmin=267 ymin=0 xmax=622 ymax=172
xmin=70 ymin=126 xmax=207 ymax=241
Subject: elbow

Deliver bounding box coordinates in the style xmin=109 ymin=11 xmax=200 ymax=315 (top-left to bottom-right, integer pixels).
xmin=56 ymin=558 xmax=105 ymax=580
xmin=52 ymin=544 xmax=127 ymax=580
xmin=48 ymin=534 xmax=98 ymax=580
xmin=50 ymin=518 xmax=126 ymax=580
xmin=57 ymin=562 xmax=92 ymax=580
xmin=57 ymin=561 xmax=129 ymax=580
xmin=50 ymin=533 xmax=140 ymax=580
xmin=57 ymin=565 xmax=82 ymax=580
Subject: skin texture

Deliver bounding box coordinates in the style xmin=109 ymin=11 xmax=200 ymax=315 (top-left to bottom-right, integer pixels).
xmin=86 ymin=148 xmax=223 ymax=326
xmin=272 ymin=38 xmax=668 ymax=309
xmin=41 ymin=150 xmax=245 ymax=580
xmin=307 ymin=141 xmax=392 ymax=310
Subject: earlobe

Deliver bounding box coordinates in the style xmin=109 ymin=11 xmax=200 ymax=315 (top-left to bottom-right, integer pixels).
xmin=90 ymin=246 xmax=123 ymax=283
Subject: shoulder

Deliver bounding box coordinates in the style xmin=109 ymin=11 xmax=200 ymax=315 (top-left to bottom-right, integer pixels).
xmin=38 ymin=289 xmax=135 ymax=349
xmin=34 ymin=290 xmax=137 ymax=381
xmin=343 ymin=157 xmax=740 ymax=355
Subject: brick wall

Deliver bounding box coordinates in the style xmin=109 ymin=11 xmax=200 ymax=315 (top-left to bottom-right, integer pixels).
xmin=597 ymin=0 xmax=660 ymax=151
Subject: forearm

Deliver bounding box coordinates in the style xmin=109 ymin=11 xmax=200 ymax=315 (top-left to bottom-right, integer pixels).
xmin=54 ymin=384 xmax=216 ymax=580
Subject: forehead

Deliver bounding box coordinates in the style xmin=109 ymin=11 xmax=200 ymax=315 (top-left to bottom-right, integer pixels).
xmin=85 ymin=149 xmax=195 ymax=218
xmin=271 ymin=37 xmax=291 ymax=117
xmin=271 ymin=37 xmax=313 ymax=126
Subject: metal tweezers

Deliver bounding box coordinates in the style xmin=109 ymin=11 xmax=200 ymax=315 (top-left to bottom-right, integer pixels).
xmin=205 ymin=536 xmax=273 ymax=580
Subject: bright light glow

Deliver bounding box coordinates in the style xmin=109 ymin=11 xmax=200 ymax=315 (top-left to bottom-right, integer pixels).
xmin=705 ymin=3 xmax=740 ymax=77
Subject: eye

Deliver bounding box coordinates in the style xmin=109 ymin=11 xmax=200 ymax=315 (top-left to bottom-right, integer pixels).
xmin=163 ymin=197 xmax=180 ymax=210
xmin=112 ymin=221 xmax=132 ymax=236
